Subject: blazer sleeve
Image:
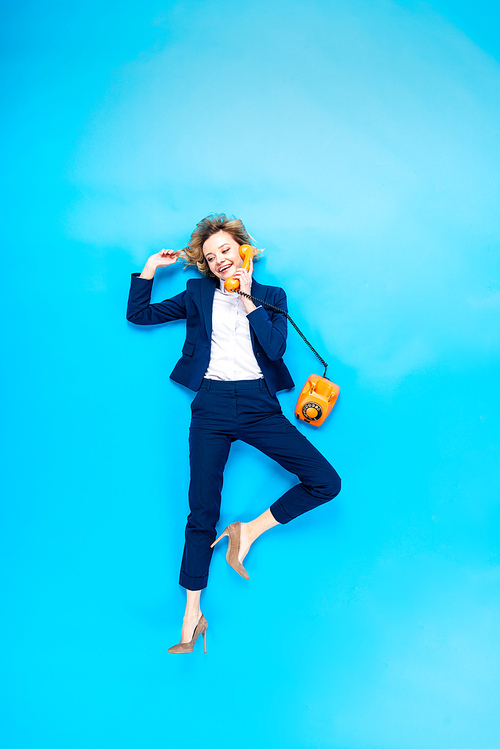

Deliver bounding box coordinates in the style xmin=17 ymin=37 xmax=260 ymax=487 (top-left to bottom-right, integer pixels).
xmin=246 ymin=288 xmax=288 ymax=361
xmin=126 ymin=273 xmax=187 ymax=325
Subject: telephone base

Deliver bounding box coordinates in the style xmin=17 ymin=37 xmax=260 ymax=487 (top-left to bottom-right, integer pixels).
xmin=295 ymin=375 xmax=340 ymax=427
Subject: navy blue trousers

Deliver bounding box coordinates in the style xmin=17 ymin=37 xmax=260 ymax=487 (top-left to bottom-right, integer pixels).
xmin=179 ymin=378 xmax=341 ymax=590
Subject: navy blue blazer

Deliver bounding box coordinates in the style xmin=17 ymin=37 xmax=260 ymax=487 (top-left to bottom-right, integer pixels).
xmin=126 ymin=273 xmax=295 ymax=396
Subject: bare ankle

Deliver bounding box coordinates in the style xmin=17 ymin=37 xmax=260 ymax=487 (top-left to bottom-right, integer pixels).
xmin=184 ymin=590 xmax=202 ymax=622
xmin=184 ymin=609 xmax=201 ymax=619
xmin=243 ymin=521 xmax=259 ymax=544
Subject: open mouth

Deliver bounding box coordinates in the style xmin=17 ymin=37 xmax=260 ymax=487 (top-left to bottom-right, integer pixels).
xmin=218 ymin=263 xmax=232 ymax=274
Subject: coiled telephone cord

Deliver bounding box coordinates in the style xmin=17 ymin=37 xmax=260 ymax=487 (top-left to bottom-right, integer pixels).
xmin=236 ymin=290 xmax=329 ymax=378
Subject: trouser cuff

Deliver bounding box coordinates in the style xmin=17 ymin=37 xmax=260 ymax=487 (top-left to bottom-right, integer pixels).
xmin=270 ymin=500 xmax=293 ymax=525
xmin=179 ymin=570 xmax=208 ymax=590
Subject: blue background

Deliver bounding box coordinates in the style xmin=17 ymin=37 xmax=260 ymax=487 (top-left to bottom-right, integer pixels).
xmin=2 ymin=1 xmax=499 ymax=747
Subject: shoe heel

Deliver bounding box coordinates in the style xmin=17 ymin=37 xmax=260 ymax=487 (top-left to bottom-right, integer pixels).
xmin=210 ymin=528 xmax=228 ymax=548
xmin=202 ymin=630 xmax=207 ymax=654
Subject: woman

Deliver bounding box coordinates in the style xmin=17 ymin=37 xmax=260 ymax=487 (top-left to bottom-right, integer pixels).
xmin=126 ymin=214 xmax=341 ymax=653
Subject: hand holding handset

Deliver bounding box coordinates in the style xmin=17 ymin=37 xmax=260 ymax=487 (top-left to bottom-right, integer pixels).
xmin=224 ymin=244 xmax=254 ymax=293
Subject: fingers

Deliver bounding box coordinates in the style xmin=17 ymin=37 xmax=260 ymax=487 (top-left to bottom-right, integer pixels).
xmin=247 ymin=257 xmax=254 ymax=275
xmin=233 ymin=263 xmax=253 ymax=279
xmin=232 ymin=269 xmax=249 ymax=281
xmin=158 ymin=249 xmax=179 ymax=262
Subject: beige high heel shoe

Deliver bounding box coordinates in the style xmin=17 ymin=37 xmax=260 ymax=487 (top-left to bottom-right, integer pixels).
xmin=168 ymin=614 xmax=208 ymax=654
xmin=210 ymin=522 xmax=249 ymax=580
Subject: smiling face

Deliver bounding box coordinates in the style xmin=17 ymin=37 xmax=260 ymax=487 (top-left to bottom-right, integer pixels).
xmin=202 ymin=230 xmax=244 ymax=282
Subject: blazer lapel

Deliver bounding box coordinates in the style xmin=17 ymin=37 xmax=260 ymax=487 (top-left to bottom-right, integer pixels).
xmin=247 ymin=277 xmax=270 ymax=350
xmin=200 ymin=277 xmax=217 ymax=340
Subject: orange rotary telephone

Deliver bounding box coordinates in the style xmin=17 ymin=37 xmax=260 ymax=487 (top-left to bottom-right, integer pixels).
xmin=294 ymin=374 xmax=340 ymax=426
xmin=231 ymin=245 xmax=340 ymax=427
xmin=224 ymin=244 xmax=253 ymax=292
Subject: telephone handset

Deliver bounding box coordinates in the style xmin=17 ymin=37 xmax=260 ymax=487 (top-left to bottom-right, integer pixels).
xmin=224 ymin=244 xmax=254 ymax=293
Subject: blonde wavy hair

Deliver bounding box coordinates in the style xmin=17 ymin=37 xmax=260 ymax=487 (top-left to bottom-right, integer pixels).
xmin=181 ymin=213 xmax=263 ymax=277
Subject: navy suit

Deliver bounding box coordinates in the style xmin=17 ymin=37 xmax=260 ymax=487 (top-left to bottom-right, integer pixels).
xmin=127 ymin=272 xmax=341 ymax=590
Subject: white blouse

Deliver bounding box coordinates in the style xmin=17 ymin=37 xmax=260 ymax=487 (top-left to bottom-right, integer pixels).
xmin=204 ymin=280 xmax=264 ymax=381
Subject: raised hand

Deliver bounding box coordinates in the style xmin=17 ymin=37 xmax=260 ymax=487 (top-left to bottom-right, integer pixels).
xmin=140 ymin=249 xmax=180 ymax=279
xmin=151 ymin=249 xmax=180 ymax=267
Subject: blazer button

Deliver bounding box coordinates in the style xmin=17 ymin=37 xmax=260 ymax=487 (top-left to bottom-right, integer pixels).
xmin=256 ymin=351 xmax=260 ymax=357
